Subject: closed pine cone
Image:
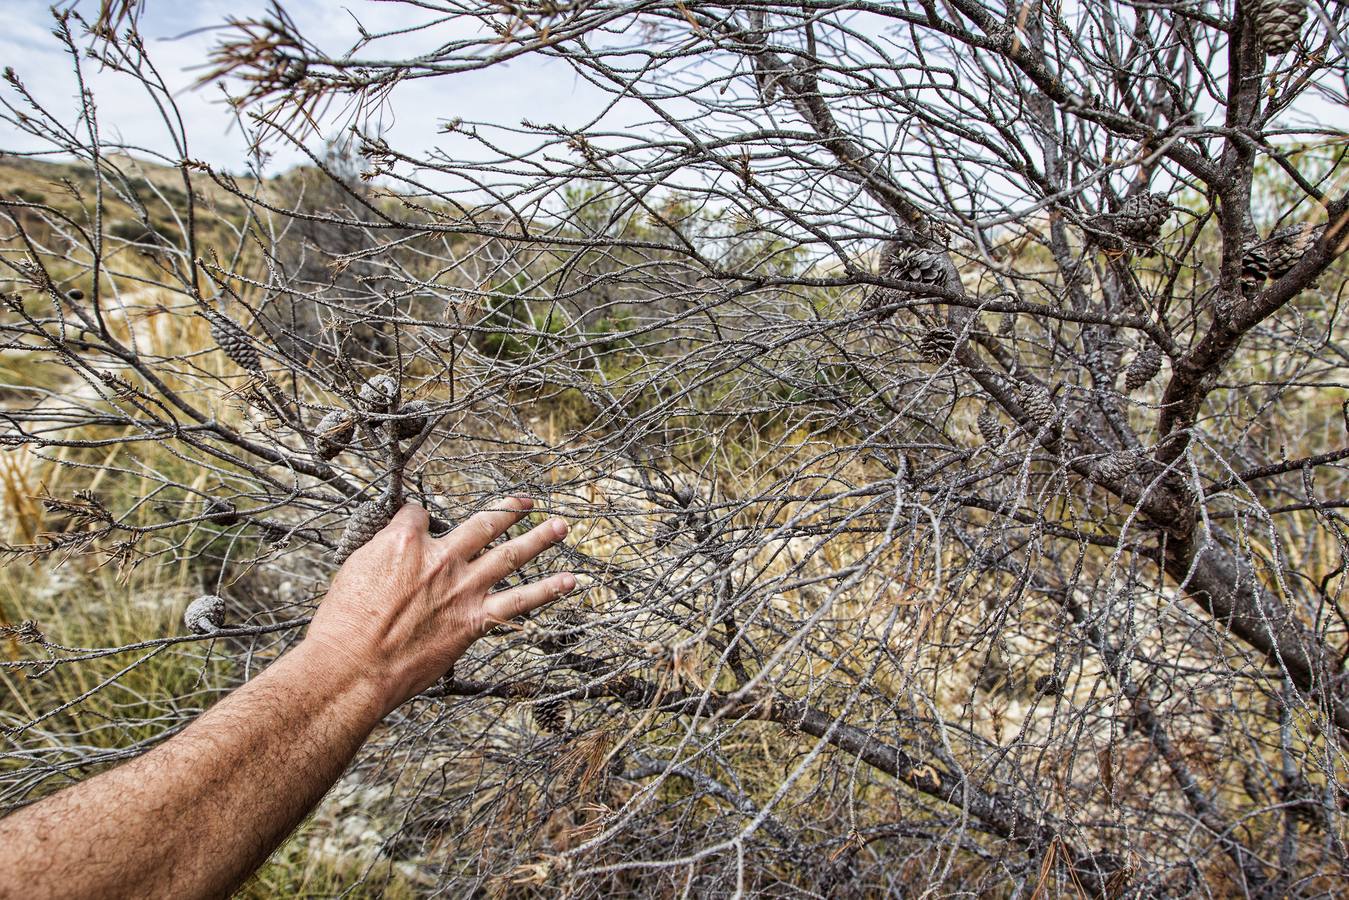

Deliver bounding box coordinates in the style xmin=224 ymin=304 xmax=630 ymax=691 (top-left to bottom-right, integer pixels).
xmin=918 ymin=326 xmax=958 ymax=363
xmin=1116 ymin=193 xmax=1171 ymax=245
xmin=208 ymin=314 xmax=262 ymax=372
xmin=315 ymin=410 xmax=356 ymax=460
xmin=1096 ymin=451 xmax=1138 ymax=483
xmin=1124 ymin=343 xmax=1162 ymax=393
xmin=1240 ymin=238 xmax=1271 ymax=297
xmin=977 ymin=408 xmax=1004 ymax=446
xmin=1251 ymin=0 xmax=1306 ymax=55
xmin=204 ymin=498 xmax=240 ymax=525
xmin=1264 ymin=223 xmax=1324 ymax=280
xmin=335 ymin=498 xmax=393 ymax=563
xmin=1018 ymin=385 xmax=1058 ymax=428
xmin=391 ymin=400 xmax=432 ymax=440
xmin=1262 ymin=221 xmax=1327 ymax=276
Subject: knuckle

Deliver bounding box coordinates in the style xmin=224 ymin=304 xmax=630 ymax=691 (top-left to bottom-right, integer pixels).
xmin=386 ymin=526 xmax=420 ymax=553
xmin=428 ymin=543 xmax=457 ymax=571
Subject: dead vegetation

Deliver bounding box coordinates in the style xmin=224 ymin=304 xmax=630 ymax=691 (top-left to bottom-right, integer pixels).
xmin=4 ymin=2 xmax=1349 ymax=896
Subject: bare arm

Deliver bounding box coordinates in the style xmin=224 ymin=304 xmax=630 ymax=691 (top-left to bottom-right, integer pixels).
xmin=0 ymin=498 xmax=573 ymax=900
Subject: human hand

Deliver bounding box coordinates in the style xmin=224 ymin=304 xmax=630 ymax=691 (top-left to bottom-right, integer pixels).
xmin=303 ymin=497 xmax=573 ymax=717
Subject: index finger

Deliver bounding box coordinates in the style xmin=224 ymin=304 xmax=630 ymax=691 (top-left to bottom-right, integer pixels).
xmin=439 ymin=496 xmax=533 ymax=557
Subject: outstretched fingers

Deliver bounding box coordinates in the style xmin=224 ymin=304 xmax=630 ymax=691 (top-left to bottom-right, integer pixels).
xmin=482 ymin=572 xmax=576 ymax=628
xmin=471 ymin=517 xmax=569 ymax=589
xmin=440 ymin=497 xmax=533 ymax=557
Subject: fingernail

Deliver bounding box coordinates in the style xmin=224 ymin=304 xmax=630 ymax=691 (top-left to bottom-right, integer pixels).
xmin=559 ymin=572 xmax=576 ymax=592
xmin=550 ymin=518 xmax=569 ymax=538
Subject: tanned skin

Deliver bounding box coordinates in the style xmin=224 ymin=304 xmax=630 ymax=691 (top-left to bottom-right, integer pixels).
xmin=0 ymin=498 xmax=573 ymax=900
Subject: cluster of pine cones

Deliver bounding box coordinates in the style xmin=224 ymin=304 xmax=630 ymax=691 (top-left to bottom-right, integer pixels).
xmin=192 ymin=311 xmax=442 ymax=567
xmin=324 ymin=375 xmax=435 ymax=562
xmin=975 ymin=385 xmax=1059 ymax=444
xmin=1241 ymin=222 xmax=1326 ymax=296
xmin=314 ymin=376 xmax=432 ymax=462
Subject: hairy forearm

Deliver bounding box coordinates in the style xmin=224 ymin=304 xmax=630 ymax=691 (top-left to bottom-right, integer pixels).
xmin=0 ymin=641 xmax=386 ymax=900
xmin=0 ymin=498 xmax=570 ymax=898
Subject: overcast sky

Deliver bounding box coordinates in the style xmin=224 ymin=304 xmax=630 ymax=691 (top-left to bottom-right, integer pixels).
xmin=3 ymin=0 xmax=608 ymax=174
xmin=7 ymin=0 xmax=1340 ymax=219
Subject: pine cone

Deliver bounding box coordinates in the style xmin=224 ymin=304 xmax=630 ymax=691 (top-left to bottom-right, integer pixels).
xmin=1117 ymin=193 xmax=1171 ymax=244
xmin=884 ymin=242 xmax=947 ymax=286
xmin=1096 ymin=451 xmax=1138 ymax=483
xmin=532 ymin=697 xmax=567 ymax=733
xmin=542 ymin=608 xmax=586 ymax=648
xmin=184 ymin=594 xmax=226 ymax=634
xmin=357 ymin=374 xmax=399 ymax=411
xmin=1087 ymin=193 xmax=1171 ymax=253
xmin=1251 ymin=0 xmax=1306 ymax=55
xmin=918 ymin=326 xmax=958 ymax=363
xmin=204 ymin=498 xmax=240 ymax=525
xmin=1240 ymin=240 xmax=1271 ymax=297
xmin=1123 ymin=343 xmax=1162 ymax=393
xmin=977 ymin=408 xmax=1005 ymax=446
xmin=1034 ymin=673 xmax=1063 ymax=696
xmin=314 ymin=410 xmax=356 ymax=460
xmin=864 ymin=238 xmax=947 ymax=317
xmin=335 ymin=498 xmax=393 ymax=563
xmin=391 ymin=400 xmax=432 ymax=440
xmin=1018 ymin=385 xmax=1058 ymax=428
xmin=208 ymin=314 xmax=262 ymax=372
xmin=1264 ymin=222 xmax=1324 ymax=279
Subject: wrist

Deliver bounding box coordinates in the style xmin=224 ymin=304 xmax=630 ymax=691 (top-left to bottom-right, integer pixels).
xmin=287 ymin=637 xmax=396 ymax=726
